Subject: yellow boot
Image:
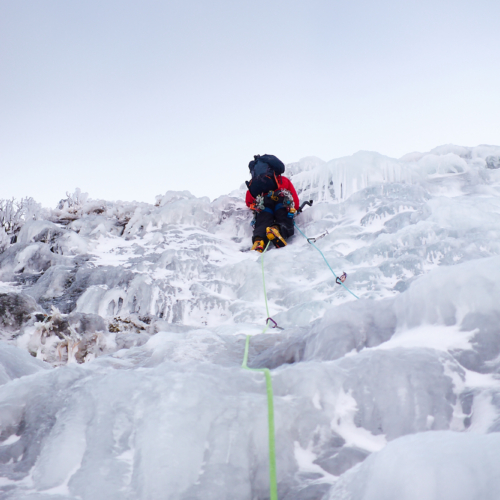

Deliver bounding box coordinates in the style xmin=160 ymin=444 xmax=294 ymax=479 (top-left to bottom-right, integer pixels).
xmin=251 ymin=239 xmax=265 ymax=253
xmin=266 ymin=226 xmax=287 ymax=248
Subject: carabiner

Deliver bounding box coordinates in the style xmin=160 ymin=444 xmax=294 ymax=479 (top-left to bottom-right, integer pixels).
xmin=265 ymin=317 xmax=283 ymax=330
xmin=336 ymin=272 xmax=347 ymax=285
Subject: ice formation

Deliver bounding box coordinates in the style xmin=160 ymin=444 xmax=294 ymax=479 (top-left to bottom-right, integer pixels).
xmin=1 ymin=144 xmax=500 ymax=499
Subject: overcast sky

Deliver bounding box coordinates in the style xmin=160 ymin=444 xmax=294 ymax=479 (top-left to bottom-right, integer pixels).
xmin=1 ymin=0 xmax=499 ymax=208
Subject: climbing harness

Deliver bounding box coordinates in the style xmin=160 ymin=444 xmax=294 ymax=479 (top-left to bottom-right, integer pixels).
xmin=251 ymin=190 xmax=297 ymax=221
xmin=241 ymin=241 xmax=279 ymax=500
xmin=293 ymin=221 xmax=360 ymax=300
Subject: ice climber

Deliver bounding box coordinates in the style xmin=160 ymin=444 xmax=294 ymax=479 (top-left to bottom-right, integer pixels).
xmin=245 ymin=154 xmax=300 ymax=252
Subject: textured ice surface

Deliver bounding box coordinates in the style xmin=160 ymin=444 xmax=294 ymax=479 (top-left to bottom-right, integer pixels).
xmin=328 ymin=431 xmax=500 ymax=500
xmin=1 ymin=145 xmax=500 ymax=499
xmin=0 ymin=342 xmax=50 ymax=385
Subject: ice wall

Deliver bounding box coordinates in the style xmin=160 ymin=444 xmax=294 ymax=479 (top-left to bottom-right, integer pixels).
xmin=328 ymin=431 xmax=500 ymax=500
xmin=1 ymin=144 xmax=500 ymax=499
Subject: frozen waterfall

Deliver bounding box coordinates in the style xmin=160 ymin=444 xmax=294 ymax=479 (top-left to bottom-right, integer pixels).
xmin=1 ymin=144 xmax=500 ymax=499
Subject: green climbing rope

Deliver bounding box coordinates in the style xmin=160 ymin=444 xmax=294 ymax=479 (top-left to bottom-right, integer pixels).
xmin=294 ymin=222 xmax=360 ymax=300
xmin=241 ymin=241 xmax=278 ymax=500
xmin=242 ymin=221 xmax=357 ymax=500
xmin=261 ymin=241 xmax=271 ymax=321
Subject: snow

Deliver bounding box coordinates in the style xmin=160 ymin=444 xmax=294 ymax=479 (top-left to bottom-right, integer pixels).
xmin=1 ymin=144 xmax=500 ymax=498
xmin=328 ymin=431 xmax=500 ymax=500
xmin=0 ymin=342 xmax=50 ymax=385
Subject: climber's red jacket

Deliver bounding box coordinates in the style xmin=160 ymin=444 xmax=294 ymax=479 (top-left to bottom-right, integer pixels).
xmin=245 ymin=175 xmax=300 ymax=210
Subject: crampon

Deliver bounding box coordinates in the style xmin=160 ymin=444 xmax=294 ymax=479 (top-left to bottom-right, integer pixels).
xmin=266 ymin=226 xmax=287 ymax=248
xmin=251 ymin=239 xmax=265 ymax=253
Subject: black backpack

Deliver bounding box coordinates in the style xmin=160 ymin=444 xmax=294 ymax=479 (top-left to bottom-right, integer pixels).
xmin=246 ymin=154 xmax=286 ymax=198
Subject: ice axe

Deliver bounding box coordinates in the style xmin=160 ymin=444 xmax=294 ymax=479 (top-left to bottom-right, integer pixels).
xmin=297 ymin=200 xmax=313 ymax=213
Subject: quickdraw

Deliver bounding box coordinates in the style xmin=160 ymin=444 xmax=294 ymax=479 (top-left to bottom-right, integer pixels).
xmin=266 ymin=317 xmax=284 ymax=330
xmin=336 ymin=272 xmax=347 ymax=285
xmin=294 ymin=221 xmax=360 ymax=300
xmin=266 ymin=189 xmax=295 ymax=207
xmin=307 ymin=230 xmax=329 ymax=244
xmin=255 ymin=194 xmax=265 ymax=212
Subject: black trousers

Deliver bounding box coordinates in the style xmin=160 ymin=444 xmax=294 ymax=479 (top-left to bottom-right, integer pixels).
xmin=252 ymin=198 xmax=294 ymax=243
